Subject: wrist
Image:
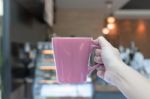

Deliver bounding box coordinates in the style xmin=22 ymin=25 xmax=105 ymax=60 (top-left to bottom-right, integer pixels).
xmin=109 ymin=61 xmax=150 ymax=99
xmin=106 ymin=61 xmax=128 ymax=86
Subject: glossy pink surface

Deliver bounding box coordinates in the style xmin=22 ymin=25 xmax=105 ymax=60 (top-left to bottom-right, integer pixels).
xmin=52 ymin=37 xmax=93 ymax=83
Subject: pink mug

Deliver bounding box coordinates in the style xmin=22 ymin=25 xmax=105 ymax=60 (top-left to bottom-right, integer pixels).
xmin=52 ymin=37 xmax=102 ymax=83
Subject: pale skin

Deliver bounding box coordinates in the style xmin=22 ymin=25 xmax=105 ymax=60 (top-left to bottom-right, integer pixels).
xmin=94 ymin=36 xmax=150 ymax=99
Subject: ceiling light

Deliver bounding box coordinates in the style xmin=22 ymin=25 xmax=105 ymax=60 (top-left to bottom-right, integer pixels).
xmin=102 ymin=27 xmax=110 ymax=35
xmin=107 ymin=16 xmax=116 ymax=23
xmin=107 ymin=23 xmax=115 ymax=29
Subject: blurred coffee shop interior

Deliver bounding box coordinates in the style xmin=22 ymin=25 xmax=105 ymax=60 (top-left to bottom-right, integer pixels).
xmin=1 ymin=0 xmax=150 ymax=99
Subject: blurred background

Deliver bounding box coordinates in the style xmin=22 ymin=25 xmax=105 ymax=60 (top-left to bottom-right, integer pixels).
xmin=1 ymin=0 xmax=150 ymax=99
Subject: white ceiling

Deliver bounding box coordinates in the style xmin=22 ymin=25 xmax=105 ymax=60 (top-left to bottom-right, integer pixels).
xmin=56 ymin=0 xmax=129 ymax=11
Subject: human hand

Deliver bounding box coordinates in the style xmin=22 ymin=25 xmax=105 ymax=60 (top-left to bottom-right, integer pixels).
xmin=94 ymin=37 xmax=150 ymax=99
xmin=94 ymin=36 xmax=123 ymax=85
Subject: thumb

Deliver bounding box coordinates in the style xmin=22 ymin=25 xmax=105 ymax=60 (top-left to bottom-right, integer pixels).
xmin=98 ymin=36 xmax=112 ymax=49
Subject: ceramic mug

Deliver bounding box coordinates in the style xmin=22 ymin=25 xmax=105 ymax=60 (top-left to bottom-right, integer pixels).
xmin=52 ymin=37 xmax=103 ymax=83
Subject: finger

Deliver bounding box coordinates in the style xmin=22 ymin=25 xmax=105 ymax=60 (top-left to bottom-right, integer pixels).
xmin=96 ymin=66 xmax=105 ymax=71
xmin=98 ymin=36 xmax=112 ymax=49
xmin=94 ymin=56 xmax=102 ymax=64
xmin=95 ymin=49 xmax=101 ymax=56
xmin=92 ymin=39 xmax=99 ymax=45
xmin=97 ymin=66 xmax=105 ymax=79
xmin=97 ymin=70 xmax=105 ymax=79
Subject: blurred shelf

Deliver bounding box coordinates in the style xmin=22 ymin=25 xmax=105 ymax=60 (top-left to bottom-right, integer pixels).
xmin=38 ymin=66 xmax=56 ymax=70
xmin=40 ymin=59 xmax=54 ymax=62
xmin=38 ymin=80 xmax=57 ymax=84
xmin=35 ymin=74 xmax=51 ymax=78
xmin=94 ymin=83 xmax=119 ymax=92
xmin=41 ymin=50 xmax=54 ymax=54
xmin=13 ymin=79 xmax=24 ymax=83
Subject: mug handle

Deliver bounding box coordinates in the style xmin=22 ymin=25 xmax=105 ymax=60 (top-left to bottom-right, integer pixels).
xmin=88 ymin=42 xmax=104 ymax=76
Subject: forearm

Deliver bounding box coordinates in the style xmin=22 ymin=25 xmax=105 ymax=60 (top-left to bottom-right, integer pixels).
xmin=113 ymin=61 xmax=150 ymax=99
